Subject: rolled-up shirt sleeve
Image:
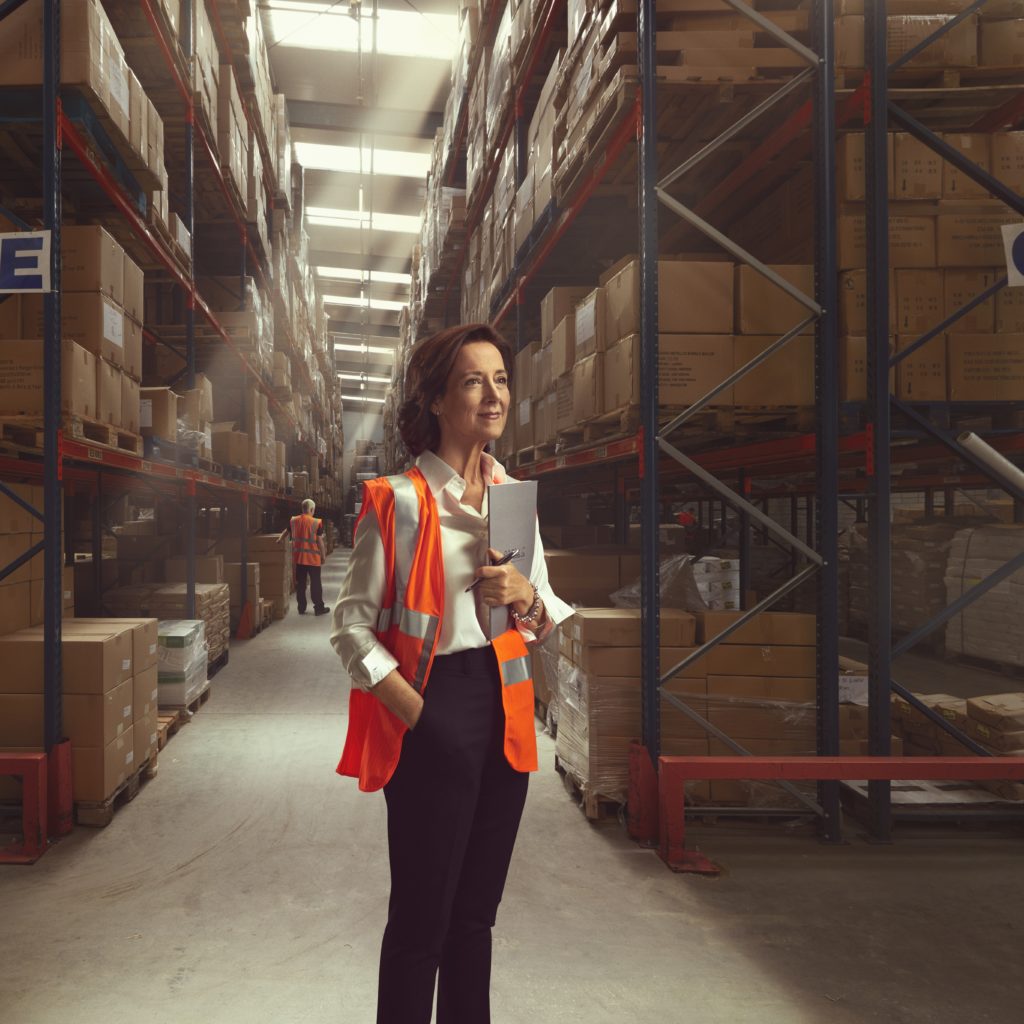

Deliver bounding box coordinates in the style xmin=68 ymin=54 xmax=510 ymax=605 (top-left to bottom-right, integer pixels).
xmin=330 ymin=506 xmax=399 ymax=690
xmin=515 ymin=518 xmax=575 ymax=645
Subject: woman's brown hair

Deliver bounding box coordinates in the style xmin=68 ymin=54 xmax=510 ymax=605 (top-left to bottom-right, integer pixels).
xmin=398 ymin=323 xmax=513 ymax=457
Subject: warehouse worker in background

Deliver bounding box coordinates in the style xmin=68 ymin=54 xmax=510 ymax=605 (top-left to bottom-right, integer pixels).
xmin=331 ymin=323 xmax=572 ymax=1024
xmin=290 ymin=498 xmax=329 ymax=616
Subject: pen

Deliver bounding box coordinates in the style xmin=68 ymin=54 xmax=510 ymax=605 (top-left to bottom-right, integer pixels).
xmin=465 ymin=548 xmax=522 ymax=592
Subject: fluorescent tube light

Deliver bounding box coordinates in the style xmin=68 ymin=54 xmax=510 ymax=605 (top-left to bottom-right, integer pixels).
xmin=295 ymin=142 xmax=430 ymax=180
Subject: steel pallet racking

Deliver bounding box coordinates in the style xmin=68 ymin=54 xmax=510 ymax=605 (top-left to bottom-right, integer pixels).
xmin=429 ymin=0 xmax=1024 ymax=851
xmin=0 ymin=1 xmax=336 ymax=824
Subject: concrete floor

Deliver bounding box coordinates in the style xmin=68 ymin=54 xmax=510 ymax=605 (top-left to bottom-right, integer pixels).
xmin=2 ymin=551 xmax=1023 ymax=1023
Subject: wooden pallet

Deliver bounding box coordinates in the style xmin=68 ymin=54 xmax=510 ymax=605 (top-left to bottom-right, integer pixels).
xmin=156 ymin=713 xmax=184 ymax=750
xmin=718 ymin=405 xmax=817 ymax=435
xmin=554 ymin=756 xmax=623 ymax=822
xmin=0 ymin=414 xmax=144 ymax=456
xmin=75 ymin=756 xmax=158 ymax=828
xmin=158 ymin=680 xmax=214 ymax=721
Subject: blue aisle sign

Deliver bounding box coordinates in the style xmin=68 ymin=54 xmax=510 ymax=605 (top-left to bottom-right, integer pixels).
xmin=0 ymin=231 xmax=52 ymax=294
xmin=1002 ymin=223 xmax=1024 ymax=288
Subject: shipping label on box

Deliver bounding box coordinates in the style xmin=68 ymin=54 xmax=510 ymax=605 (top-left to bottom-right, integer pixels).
xmin=574 ymin=288 xmax=605 ymax=360
xmin=839 ymin=208 xmax=937 ymax=270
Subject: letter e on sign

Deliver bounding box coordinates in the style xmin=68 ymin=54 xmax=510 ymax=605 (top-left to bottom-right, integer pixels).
xmin=1002 ymin=223 xmax=1024 ymax=288
xmin=0 ymin=231 xmax=51 ymax=293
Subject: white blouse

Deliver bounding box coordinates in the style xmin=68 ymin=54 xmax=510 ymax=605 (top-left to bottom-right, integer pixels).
xmin=330 ymin=449 xmax=574 ymax=690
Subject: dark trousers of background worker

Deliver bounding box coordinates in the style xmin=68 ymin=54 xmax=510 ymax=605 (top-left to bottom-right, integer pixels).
xmin=294 ymin=563 xmax=326 ymax=614
xmin=377 ymin=645 xmax=529 ymax=1024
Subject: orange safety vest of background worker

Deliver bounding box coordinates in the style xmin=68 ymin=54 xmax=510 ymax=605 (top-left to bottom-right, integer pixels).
xmin=336 ymin=468 xmax=537 ymax=792
xmin=290 ymin=498 xmax=329 ymax=616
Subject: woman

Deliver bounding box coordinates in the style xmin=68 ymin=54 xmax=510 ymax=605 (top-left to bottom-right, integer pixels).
xmin=331 ymin=323 xmax=573 ymax=1023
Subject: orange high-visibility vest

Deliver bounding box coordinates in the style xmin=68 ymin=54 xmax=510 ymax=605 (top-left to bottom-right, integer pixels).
xmin=336 ymin=467 xmax=538 ymax=792
xmin=291 ymin=514 xmax=322 ymax=566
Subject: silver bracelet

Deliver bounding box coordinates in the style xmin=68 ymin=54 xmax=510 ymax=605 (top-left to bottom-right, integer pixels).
xmin=510 ymin=584 xmax=541 ymax=625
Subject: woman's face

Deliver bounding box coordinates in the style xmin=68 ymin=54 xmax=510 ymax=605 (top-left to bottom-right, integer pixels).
xmin=433 ymin=341 xmax=510 ymax=449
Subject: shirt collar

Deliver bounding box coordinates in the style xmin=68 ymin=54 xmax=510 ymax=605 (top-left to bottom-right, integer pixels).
xmin=416 ymin=449 xmax=508 ymax=497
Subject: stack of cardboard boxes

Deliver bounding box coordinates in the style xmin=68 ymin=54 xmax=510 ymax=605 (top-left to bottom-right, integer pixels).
xmin=157 ymin=620 xmax=209 ymax=707
xmin=0 ymin=617 xmax=159 ymax=804
xmin=218 ymin=533 xmax=292 ymax=621
xmin=0 ymin=227 xmax=144 ymax=437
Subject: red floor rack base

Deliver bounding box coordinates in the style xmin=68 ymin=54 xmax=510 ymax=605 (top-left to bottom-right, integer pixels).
xmin=0 ymin=742 xmax=72 ymax=865
xmin=628 ymin=744 xmax=1024 ymax=875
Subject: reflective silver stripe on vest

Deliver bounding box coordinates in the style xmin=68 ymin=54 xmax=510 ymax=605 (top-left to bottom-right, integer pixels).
xmin=376 ymin=606 xmax=392 ymax=632
xmin=388 ymin=474 xmax=420 ymax=610
xmin=501 ymin=654 xmax=531 ymax=687
xmin=411 ymin=613 xmax=439 ymax=692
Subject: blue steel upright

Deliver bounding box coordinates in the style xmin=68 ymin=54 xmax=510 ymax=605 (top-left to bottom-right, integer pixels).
xmin=865 ymin=0 xmax=893 ymax=841
xmin=813 ymin=0 xmax=841 ymax=841
xmin=182 ymin=0 xmax=197 ymax=619
xmin=42 ymin=0 xmax=63 ymax=752
xmin=638 ymin=0 xmax=661 ymax=765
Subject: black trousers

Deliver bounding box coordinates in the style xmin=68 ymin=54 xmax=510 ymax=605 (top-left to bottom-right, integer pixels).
xmin=377 ymin=646 xmax=529 ymax=1024
xmin=295 ymin=564 xmax=325 ymax=613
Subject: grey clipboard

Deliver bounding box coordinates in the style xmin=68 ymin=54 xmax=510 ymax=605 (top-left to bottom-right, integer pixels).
xmin=485 ymin=481 xmax=538 ymax=639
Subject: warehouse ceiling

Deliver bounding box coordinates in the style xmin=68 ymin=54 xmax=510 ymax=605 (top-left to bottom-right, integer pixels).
xmin=261 ymin=0 xmax=459 ymax=410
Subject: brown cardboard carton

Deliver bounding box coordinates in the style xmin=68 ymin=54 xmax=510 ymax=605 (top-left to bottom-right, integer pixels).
xmin=967 ymin=692 xmax=1024 ymax=731
xmin=991 ymin=132 xmax=1024 ymax=195
xmin=942 ymin=134 xmax=992 ymax=199
xmin=980 ymin=19 xmax=1024 ymax=67
xmin=603 ymin=259 xmax=734 ymax=341
xmin=0 ymin=293 xmax=19 ymax=338
xmin=23 ymin=291 xmax=126 ymax=368
xmin=733 ymin=334 xmax=814 ymax=406
xmin=544 ymin=552 xmax=620 ymax=606
xmin=61 ymin=225 xmax=124 ymax=302
xmin=140 ymin=387 xmax=177 ymax=439
xmin=840 ymin=335 xmax=867 ymax=401
xmin=63 ymin=677 xmax=133 ymax=747
xmin=572 ymin=352 xmax=603 ymax=422
xmin=948 ymin=334 xmax=1024 ymax=401
xmin=838 ymin=208 xmax=936 ymax=270
xmin=513 ymin=341 xmax=537 ymax=400
xmin=0 ymin=483 xmax=40 ymax=537
xmin=0 ymin=582 xmax=31 ymax=636
xmin=550 ymin=316 xmax=575 ymax=377
xmin=571 ymin=608 xmax=697 ymax=648
xmin=122 ymin=316 xmax=142 ymax=381
xmin=894 ymin=132 xmax=942 ymax=199
xmin=164 ymin=555 xmax=224 ymax=584
xmin=134 ymin=706 xmax=159 ymax=768
xmin=944 ymin=270 xmax=998 ymax=333
xmin=0 ymin=534 xmax=33 ymax=587
xmin=72 ymin=618 xmax=158 ymax=673
xmin=64 ymin=629 xmax=134 ymax=693
xmin=707 ymin=676 xmax=817 ymax=703
xmin=734 ymin=265 xmax=814 ymax=334
xmin=121 ymin=373 xmax=140 ymax=434
xmin=554 ymin=373 xmax=574 ymax=433
xmin=603 ymin=334 xmax=734 ymax=410
xmin=937 ymin=202 xmax=1021 ymax=267
xmin=895 ymin=269 xmax=942 ymax=334
xmin=0 ymin=694 xmax=43 ymax=745
xmin=211 ymin=428 xmax=249 ymax=467
xmin=541 ymin=286 xmax=590 ymax=345
xmin=573 ymin=645 xmax=704 ymax=677
xmin=72 ymin=730 xmax=135 ymax=802
xmin=96 ymin=359 xmax=122 ymax=426
xmin=0 ymin=339 xmax=96 ymax=418
xmin=574 ymin=289 xmax=605 ymax=360
xmin=896 ymin=333 xmax=947 ymax=401
xmin=837 ymin=132 xmax=896 ymax=202
xmin=996 ymin=285 xmax=1024 ymax=333
xmin=224 ymin=562 xmax=261 ymax=607
xmin=838 ymin=270 xmax=898 ymax=334
xmin=698 ymin=611 xmax=816 ymax=646
xmin=515 ymin=396 xmax=534 ymax=450
xmin=700 ymin=644 xmax=817 ymax=677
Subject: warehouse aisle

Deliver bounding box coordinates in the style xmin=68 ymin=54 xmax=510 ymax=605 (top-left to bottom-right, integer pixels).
xmin=2 ymin=550 xmax=1024 ymax=1023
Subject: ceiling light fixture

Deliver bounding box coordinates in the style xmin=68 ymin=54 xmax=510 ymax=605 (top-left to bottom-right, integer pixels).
xmin=316 ymin=266 xmax=411 ymax=286
xmin=306 ymin=206 xmax=421 ymax=235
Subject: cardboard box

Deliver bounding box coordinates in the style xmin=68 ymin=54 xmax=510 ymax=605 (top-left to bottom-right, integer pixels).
xmin=967 ymin=692 xmax=1024 ymax=730
xmin=63 ymin=676 xmax=133 ymax=747
xmin=698 ymin=611 xmax=817 ymax=647
xmin=0 ymin=626 xmax=133 ymax=694
xmin=734 ymin=265 xmax=814 ymax=334
xmin=894 ymin=132 xmax=942 ymax=199
xmin=0 ymin=293 xmax=19 ymax=338
xmin=942 ymin=134 xmax=992 ymax=199
xmin=72 ymin=730 xmax=135 ymax=803
xmin=550 ymin=316 xmax=575 ymax=378
xmin=28 ymin=567 xmax=76 ymax=627
xmin=0 ymin=582 xmax=31 ymax=636
xmin=574 ymin=289 xmax=605 ymax=360
xmin=944 ymin=270 xmax=998 ymax=333
xmin=139 ymin=387 xmax=177 ymax=440
xmin=896 ymin=333 xmax=947 ymax=401
xmin=541 ymin=286 xmax=590 ymax=345
xmin=544 ymin=551 xmax=620 ymax=606
xmin=164 ymin=555 xmax=224 ymax=584
xmin=122 ymin=315 xmax=142 ymax=381
xmin=700 ymin=645 xmax=817 ymax=677
xmin=22 ymin=291 xmax=126 ymax=368
xmin=980 ymin=19 xmax=1024 ymax=67
xmin=838 ymin=209 xmax=936 ymax=270
xmin=121 ymin=373 xmax=140 ymax=434
xmin=895 ymin=269 xmax=942 ymax=334
xmin=603 ymin=333 xmax=734 ymax=410
xmin=61 ymin=225 xmax=124 ymax=302
xmin=571 ymin=608 xmax=696 ymax=648
xmin=572 ymin=352 xmax=603 ymax=422
xmin=707 ymin=675 xmax=817 ymax=703
xmin=838 ymin=270 xmax=898 ymax=334
xmin=0 ymin=339 xmax=96 ymax=418
xmin=0 ymin=482 xmax=39 ymax=534
xmin=837 ymin=132 xmax=895 ymax=202
xmin=211 ymin=428 xmax=250 ymax=467
xmin=837 ymin=14 xmax=976 ymax=69
xmin=733 ymin=334 xmax=814 ymax=406
xmin=513 ymin=341 xmax=537 ymax=401
xmin=572 ymin=645 xmax=705 ymax=677
xmin=948 ymin=334 xmax=1024 ymax=401
xmin=839 ymin=336 xmax=896 ymax=402
xmin=996 ymin=284 xmax=1024 ymax=333
xmin=991 ymin=133 xmax=1024 ymax=196
xmin=72 ymin=618 xmax=158 ymax=673
xmin=603 ymin=259 xmax=734 ymax=341
xmin=134 ymin=706 xmax=159 ymax=768
xmin=937 ymin=202 xmax=1020 ymax=267
xmin=96 ymin=359 xmax=122 ymax=426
